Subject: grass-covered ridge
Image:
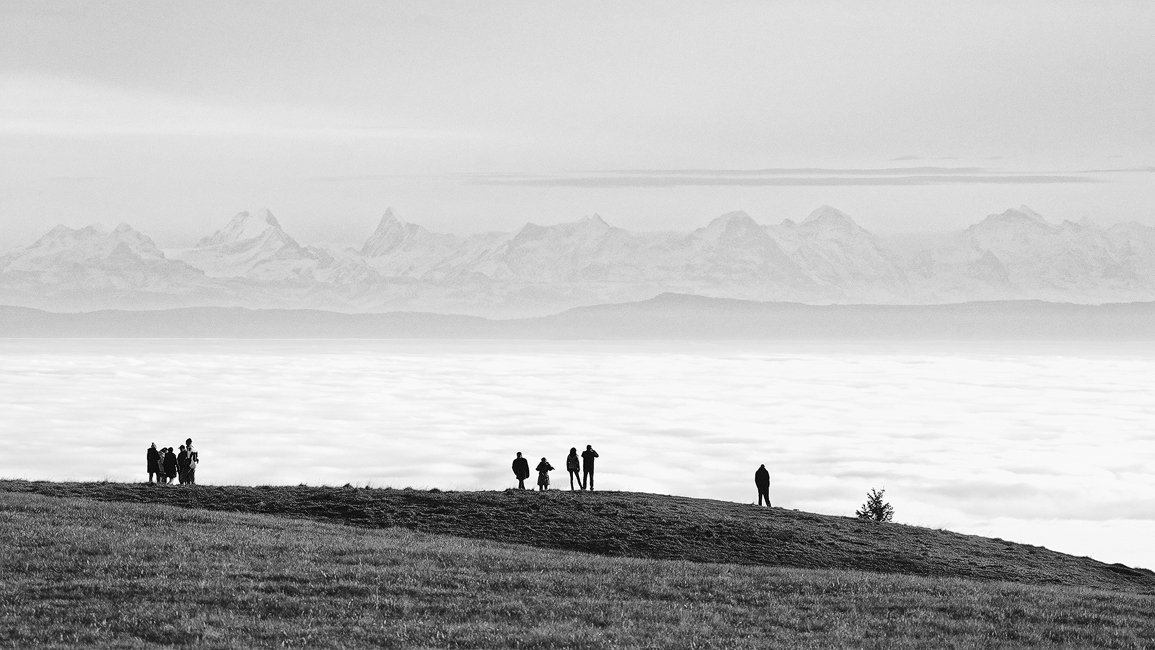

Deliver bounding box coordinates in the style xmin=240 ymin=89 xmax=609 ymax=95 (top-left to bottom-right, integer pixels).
xmin=3 ymin=490 xmax=1155 ymax=649
xmin=3 ymin=479 xmax=1152 ymax=593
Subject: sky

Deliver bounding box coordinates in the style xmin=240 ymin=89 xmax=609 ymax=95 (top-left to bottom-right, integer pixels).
xmin=1 ymin=0 xmax=1154 ymax=249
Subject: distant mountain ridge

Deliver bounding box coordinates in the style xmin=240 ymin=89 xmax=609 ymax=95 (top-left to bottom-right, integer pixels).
xmin=3 ymin=294 xmax=1154 ymax=339
xmin=3 ymin=205 xmax=1155 ymax=316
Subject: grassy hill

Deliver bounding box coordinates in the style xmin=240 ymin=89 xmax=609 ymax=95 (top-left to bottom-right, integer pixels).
xmin=3 ymin=480 xmax=1152 ymax=592
xmin=3 ymin=481 xmax=1154 ymax=648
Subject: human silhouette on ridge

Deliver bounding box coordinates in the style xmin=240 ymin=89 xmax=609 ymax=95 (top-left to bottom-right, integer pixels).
xmin=581 ymin=445 xmax=599 ymax=491
xmin=535 ymin=457 xmax=554 ymax=491
xmin=755 ymin=463 xmax=771 ymax=507
xmin=512 ymin=452 xmax=530 ymax=490
xmin=147 ymin=443 xmax=160 ymax=484
xmin=566 ymin=447 xmax=582 ymax=490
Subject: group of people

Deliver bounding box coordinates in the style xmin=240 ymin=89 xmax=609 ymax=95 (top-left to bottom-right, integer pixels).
xmin=512 ymin=445 xmax=599 ymax=491
xmin=143 ymin=439 xmax=770 ymax=505
xmin=507 ymin=447 xmax=773 ymax=506
xmin=146 ymin=438 xmax=199 ymax=485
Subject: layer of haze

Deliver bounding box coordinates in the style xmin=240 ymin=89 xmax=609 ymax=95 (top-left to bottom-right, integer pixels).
xmin=1 ymin=339 xmax=1152 ymax=570
xmin=2 ymin=1 xmax=1154 ymax=250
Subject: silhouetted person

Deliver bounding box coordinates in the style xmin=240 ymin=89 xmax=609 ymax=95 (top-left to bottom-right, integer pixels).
xmin=581 ymin=445 xmax=599 ymax=491
xmin=755 ymin=463 xmax=771 ymax=507
xmin=177 ymin=445 xmax=190 ymax=484
xmin=147 ymin=443 xmax=160 ymax=484
xmin=566 ymin=447 xmax=582 ymax=490
xmin=512 ymin=452 xmax=530 ymax=490
xmin=163 ymin=448 xmax=178 ymax=485
xmin=536 ymin=457 xmax=553 ymax=491
xmin=185 ymin=438 xmax=199 ymax=484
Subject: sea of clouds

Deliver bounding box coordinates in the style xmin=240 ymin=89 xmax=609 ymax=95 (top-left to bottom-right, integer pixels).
xmin=1 ymin=339 xmax=1152 ymax=569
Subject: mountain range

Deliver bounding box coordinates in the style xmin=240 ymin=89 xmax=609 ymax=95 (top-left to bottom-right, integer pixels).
xmin=4 ymin=295 xmax=1155 ymax=339
xmin=3 ymin=205 xmax=1155 ymax=316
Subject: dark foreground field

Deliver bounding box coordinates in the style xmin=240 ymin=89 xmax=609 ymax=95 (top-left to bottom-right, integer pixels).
xmin=3 ymin=483 xmax=1154 ymax=649
xmin=3 ymin=480 xmax=1152 ymax=592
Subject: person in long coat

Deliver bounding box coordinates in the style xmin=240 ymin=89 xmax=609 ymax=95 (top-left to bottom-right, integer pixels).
xmin=511 ymin=452 xmax=530 ymax=490
xmin=535 ymin=457 xmax=554 ymax=491
xmin=163 ymin=447 xmax=178 ymax=485
xmin=177 ymin=445 xmax=190 ymax=484
xmin=755 ymin=463 xmax=771 ymax=507
xmin=147 ymin=443 xmax=160 ymax=484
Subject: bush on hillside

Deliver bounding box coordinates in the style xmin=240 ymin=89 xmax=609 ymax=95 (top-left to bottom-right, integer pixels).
xmin=856 ymin=488 xmax=894 ymax=523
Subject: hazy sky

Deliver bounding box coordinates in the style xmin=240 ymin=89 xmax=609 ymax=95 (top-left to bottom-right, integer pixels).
xmin=2 ymin=0 xmax=1153 ymax=248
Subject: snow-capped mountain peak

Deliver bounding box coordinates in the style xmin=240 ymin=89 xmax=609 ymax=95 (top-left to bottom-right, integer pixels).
xmin=373 ymin=206 xmax=402 ymax=230
xmin=19 ymin=222 xmax=165 ymax=262
xmin=0 ymin=221 xmax=205 ymax=298
xmin=802 ymin=205 xmax=862 ymax=231
xmin=699 ymin=211 xmax=762 ymax=240
xmin=1017 ymin=205 xmax=1046 ymax=222
xmin=978 ymin=206 xmax=1051 ymax=229
xmin=584 ymin=213 xmax=609 ymax=229
xmin=361 ymin=207 xmax=437 ymax=257
xmin=196 ymin=209 xmax=286 ymax=248
xmin=7 ymin=204 xmax=1155 ymax=314
xmin=169 ymin=209 xmax=310 ymax=278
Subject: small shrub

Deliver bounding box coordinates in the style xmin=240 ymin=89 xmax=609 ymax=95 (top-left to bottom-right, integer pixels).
xmin=856 ymin=488 xmax=894 ymax=523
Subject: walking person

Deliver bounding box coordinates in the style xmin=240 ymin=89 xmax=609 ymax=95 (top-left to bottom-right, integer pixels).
xmin=535 ymin=457 xmax=553 ymax=492
xmin=147 ymin=443 xmax=160 ymax=484
xmin=177 ymin=445 xmax=189 ymax=484
xmin=185 ymin=438 xmax=199 ymax=485
xmin=566 ymin=447 xmax=583 ymax=490
xmin=164 ymin=447 xmax=178 ymax=486
xmin=512 ymin=452 xmax=530 ymax=490
xmin=581 ymin=445 xmax=599 ymax=491
xmin=755 ymin=463 xmax=771 ymax=507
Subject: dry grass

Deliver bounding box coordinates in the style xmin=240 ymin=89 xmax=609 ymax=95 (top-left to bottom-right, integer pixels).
xmin=3 ymin=480 xmax=1152 ymax=592
xmin=2 ymin=488 xmax=1155 ymax=649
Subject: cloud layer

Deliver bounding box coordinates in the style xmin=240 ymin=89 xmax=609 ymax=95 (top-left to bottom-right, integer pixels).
xmin=0 ymin=339 xmax=1152 ymax=568
xmin=473 ymin=170 xmax=1098 ymax=187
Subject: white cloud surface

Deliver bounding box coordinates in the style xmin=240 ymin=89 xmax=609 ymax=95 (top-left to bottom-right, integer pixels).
xmin=0 ymin=339 xmax=1152 ymax=568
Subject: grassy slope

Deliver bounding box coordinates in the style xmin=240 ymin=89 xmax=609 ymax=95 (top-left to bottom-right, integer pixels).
xmin=3 ymin=480 xmax=1153 ymax=593
xmin=3 ymin=491 xmax=1155 ymax=650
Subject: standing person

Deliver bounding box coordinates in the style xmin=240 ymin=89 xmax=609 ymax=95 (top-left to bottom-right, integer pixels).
xmin=185 ymin=438 xmax=199 ymax=485
xmin=177 ymin=445 xmax=189 ymax=484
xmin=147 ymin=443 xmax=160 ymax=484
xmin=581 ymin=445 xmax=599 ymax=491
xmin=755 ymin=463 xmax=771 ymax=507
xmin=164 ymin=447 xmax=178 ymax=486
xmin=535 ymin=457 xmax=553 ymax=492
xmin=566 ymin=447 xmax=582 ymax=490
xmin=511 ymin=452 xmax=530 ymax=490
